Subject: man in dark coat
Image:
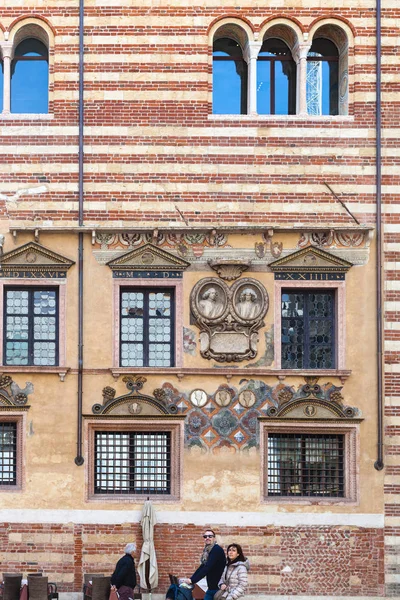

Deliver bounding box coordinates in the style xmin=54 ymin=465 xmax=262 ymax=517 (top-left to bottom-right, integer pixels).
xmin=182 ymin=529 xmax=226 ymax=600
xmin=111 ymin=542 xmax=137 ymax=600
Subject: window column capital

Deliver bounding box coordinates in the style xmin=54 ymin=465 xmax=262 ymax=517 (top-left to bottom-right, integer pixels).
xmin=294 ymin=42 xmax=312 ymax=63
xmin=243 ymin=41 xmax=262 ymax=64
xmin=1 ymin=42 xmax=14 ymax=61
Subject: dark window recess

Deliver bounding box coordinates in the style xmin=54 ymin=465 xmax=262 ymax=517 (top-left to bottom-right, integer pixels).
xmin=281 ymin=290 xmax=335 ymax=369
xmin=267 ymin=432 xmax=344 ymax=497
xmin=4 ymin=288 xmax=59 ymax=366
xmin=306 ymin=38 xmax=339 ymax=116
xmin=0 ymin=422 xmax=17 ymax=485
xmin=11 ymin=38 xmax=49 ymax=114
xmin=213 ymin=37 xmax=248 ymax=115
xmin=94 ymin=431 xmax=171 ymax=495
xmin=257 ymin=38 xmax=296 ymax=115
xmin=120 ymin=288 xmax=174 ymax=367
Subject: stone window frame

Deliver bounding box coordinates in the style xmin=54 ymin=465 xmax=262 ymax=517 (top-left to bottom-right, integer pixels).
xmin=85 ymin=417 xmax=184 ymax=503
xmin=113 ymin=278 xmax=184 ymax=369
xmin=0 ymin=278 xmax=67 ymax=370
xmin=0 ymin=17 xmax=55 ymax=117
xmin=260 ymin=420 xmax=359 ymax=505
xmin=208 ymin=16 xmax=353 ymax=118
xmin=274 ymin=280 xmax=346 ymax=371
xmin=0 ymin=412 xmax=25 ymax=492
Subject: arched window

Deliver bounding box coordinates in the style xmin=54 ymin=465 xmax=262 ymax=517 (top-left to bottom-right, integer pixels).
xmin=213 ymin=37 xmax=247 ymax=114
xmin=307 ymin=38 xmax=339 ymax=116
xmin=11 ymin=38 xmax=49 ymax=114
xmin=257 ymin=38 xmax=296 ymax=115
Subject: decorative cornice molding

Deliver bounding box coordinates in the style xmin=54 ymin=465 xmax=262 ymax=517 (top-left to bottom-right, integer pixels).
xmin=269 ymin=246 xmax=353 ymax=273
xmin=0 ymin=241 xmax=74 ymax=278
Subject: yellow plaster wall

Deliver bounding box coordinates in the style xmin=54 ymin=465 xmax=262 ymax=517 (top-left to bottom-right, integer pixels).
xmin=0 ymin=231 xmax=383 ymax=516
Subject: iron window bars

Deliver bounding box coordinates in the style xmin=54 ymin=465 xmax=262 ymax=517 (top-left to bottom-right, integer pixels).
xmin=94 ymin=431 xmax=171 ymax=495
xmin=267 ymin=432 xmax=344 ymax=497
xmin=0 ymin=422 xmax=17 ymax=485
xmin=4 ymin=287 xmax=59 ymax=366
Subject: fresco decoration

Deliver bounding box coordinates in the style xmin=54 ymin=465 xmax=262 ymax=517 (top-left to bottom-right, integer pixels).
xmin=94 ymin=231 xmax=230 ymax=251
xmin=297 ymin=230 xmax=370 ymax=249
xmin=190 ymin=277 xmax=269 ymax=362
xmin=246 ymin=326 xmax=274 ymax=368
xmin=0 ymin=375 xmax=33 ymax=407
xmin=153 ymin=377 xmax=358 ymax=453
xmin=92 ymin=375 xmax=178 ymax=416
xmin=183 ymin=327 xmax=197 ymax=355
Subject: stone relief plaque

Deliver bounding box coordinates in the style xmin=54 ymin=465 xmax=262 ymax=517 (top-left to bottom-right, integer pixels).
xmin=214 ymin=389 xmax=233 ymax=407
xmin=232 ymin=282 xmax=265 ymax=321
xmin=238 ymin=390 xmax=256 ymax=408
xmin=190 ymin=389 xmax=208 ymax=407
xmin=190 ymin=277 xmax=269 ymax=362
xmin=195 ymin=281 xmax=228 ymax=320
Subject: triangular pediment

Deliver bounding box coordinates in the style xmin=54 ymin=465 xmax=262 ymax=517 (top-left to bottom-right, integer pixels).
xmin=269 ymin=246 xmax=352 ymax=273
xmin=0 ymin=242 xmax=75 ymax=278
xmin=106 ymin=243 xmax=190 ymax=272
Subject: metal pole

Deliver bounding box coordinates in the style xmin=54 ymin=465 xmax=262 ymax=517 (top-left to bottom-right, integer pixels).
xmin=75 ymin=0 xmax=85 ymax=466
xmin=374 ymin=0 xmax=384 ymax=471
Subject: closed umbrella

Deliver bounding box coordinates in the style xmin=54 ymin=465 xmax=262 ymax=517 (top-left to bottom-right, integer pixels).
xmin=138 ymin=500 xmax=158 ymax=595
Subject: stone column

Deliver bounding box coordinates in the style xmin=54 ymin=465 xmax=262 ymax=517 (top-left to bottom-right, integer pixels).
xmin=243 ymin=42 xmax=262 ymax=116
xmin=1 ymin=43 xmax=14 ymax=115
xmin=296 ymin=43 xmax=311 ymax=116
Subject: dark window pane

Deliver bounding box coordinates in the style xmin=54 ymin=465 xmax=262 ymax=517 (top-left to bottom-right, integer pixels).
xmin=257 ymin=38 xmax=296 ymax=115
xmin=14 ymin=38 xmax=48 ymax=58
xmin=4 ymin=288 xmax=58 ymax=366
xmin=120 ymin=288 xmax=174 ymax=367
xmin=94 ymin=431 xmax=171 ymax=495
xmin=11 ymin=39 xmax=48 ymax=114
xmin=268 ymin=433 xmax=344 ymax=497
xmin=281 ymin=290 xmax=334 ymax=369
xmin=213 ymin=38 xmax=247 ymax=114
xmin=0 ymin=422 xmax=17 ymax=485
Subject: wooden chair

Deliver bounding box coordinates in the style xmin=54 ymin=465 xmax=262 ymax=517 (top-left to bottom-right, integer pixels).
xmin=83 ymin=573 xmax=105 ymax=600
xmin=91 ymin=576 xmax=111 ymax=600
xmin=28 ymin=575 xmax=48 ymax=600
xmin=2 ymin=574 xmax=22 ymax=600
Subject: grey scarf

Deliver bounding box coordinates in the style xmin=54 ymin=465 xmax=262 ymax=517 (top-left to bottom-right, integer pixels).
xmin=200 ymin=540 xmax=216 ymax=565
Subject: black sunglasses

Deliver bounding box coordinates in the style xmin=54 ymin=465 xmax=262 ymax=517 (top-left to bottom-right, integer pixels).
xmin=203 ymin=534 xmax=214 ymax=539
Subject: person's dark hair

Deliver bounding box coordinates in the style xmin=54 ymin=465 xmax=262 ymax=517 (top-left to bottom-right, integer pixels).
xmin=226 ymin=543 xmax=245 ymax=563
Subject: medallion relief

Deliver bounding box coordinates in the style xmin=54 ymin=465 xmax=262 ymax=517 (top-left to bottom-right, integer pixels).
xmin=190 ymin=277 xmax=269 ymax=362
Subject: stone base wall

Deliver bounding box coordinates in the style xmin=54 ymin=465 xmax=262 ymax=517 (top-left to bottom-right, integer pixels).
xmin=0 ymin=522 xmax=384 ymax=597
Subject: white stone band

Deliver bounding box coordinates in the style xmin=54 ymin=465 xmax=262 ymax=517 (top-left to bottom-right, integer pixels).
xmin=0 ymin=509 xmax=384 ymax=528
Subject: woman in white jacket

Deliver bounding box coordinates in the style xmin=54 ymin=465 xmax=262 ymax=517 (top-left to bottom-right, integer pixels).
xmin=218 ymin=544 xmax=249 ymax=600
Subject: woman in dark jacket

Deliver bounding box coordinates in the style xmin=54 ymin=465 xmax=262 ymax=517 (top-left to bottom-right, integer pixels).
xmin=111 ymin=542 xmax=137 ymax=600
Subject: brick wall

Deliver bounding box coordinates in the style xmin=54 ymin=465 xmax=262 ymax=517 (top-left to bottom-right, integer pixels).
xmin=0 ymin=522 xmax=385 ymax=596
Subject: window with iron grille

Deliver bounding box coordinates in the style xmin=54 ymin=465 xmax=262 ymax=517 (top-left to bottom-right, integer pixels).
xmin=267 ymin=432 xmax=344 ymax=497
xmin=94 ymin=431 xmax=171 ymax=495
xmin=281 ymin=289 xmax=335 ymax=369
xmin=4 ymin=288 xmax=59 ymax=366
xmin=120 ymin=288 xmax=175 ymax=367
xmin=0 ymin=422 xmax=17 ymax=486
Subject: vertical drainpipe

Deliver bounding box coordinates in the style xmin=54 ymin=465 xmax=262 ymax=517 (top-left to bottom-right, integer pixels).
xmin=75 ymin=0 xmax=84 ymax=466
xmin=374 ymin=0 xmax=384 ymax=471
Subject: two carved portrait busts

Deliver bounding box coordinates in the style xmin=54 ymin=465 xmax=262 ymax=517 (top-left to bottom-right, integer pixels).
xmin=190 ymin=277 xmax=269 ymax=362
